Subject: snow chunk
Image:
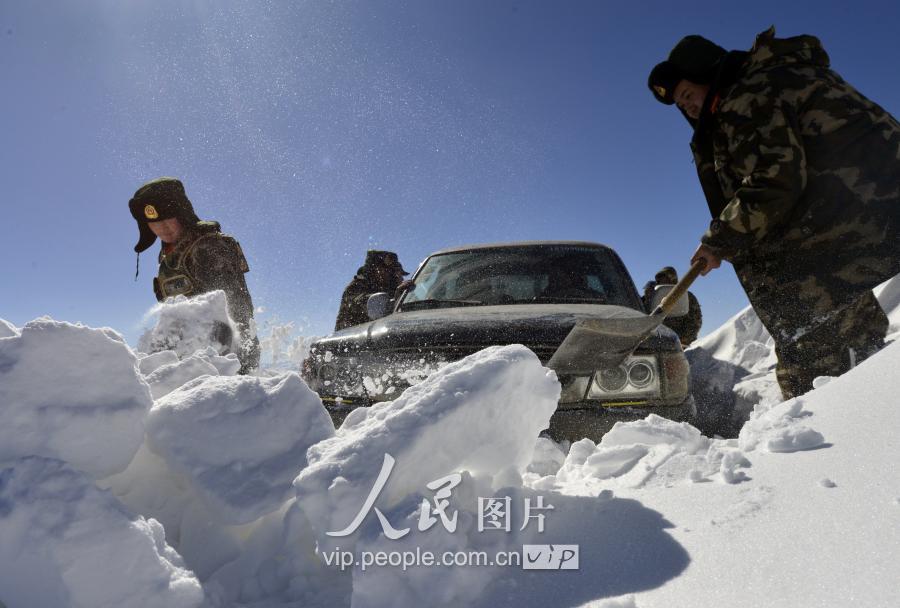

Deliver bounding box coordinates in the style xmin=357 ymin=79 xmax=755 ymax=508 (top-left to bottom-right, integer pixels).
xmin=146 ymin=373 xmax=334 ymax=524
xmin=527 ymin=436 xmax=568 ymax=477
xmin=711 ymin=445 xmax=752 ymax=484
xmin=602 ymin=415 xmax=709 ymax=451
xmin=293 ymin=345 xmax=560 ymax=548
xmin=138 ymin=291 xmax=240 ymax=359
xmin=139 ymin=349 xmax=180 ymax=375
xmin=0 ymin=318 xmax=18 ymax=338
xmin=766 ymin=425 xmax=826 ymax=453
xmin=0 ymin=457 xmax=203 ymax=608
xmin=145 ymin=354 xmax=220 ymax=400
xmin=0 ymin=318 xmax=151 ymax=478
xmin=812 ymin=376 xmax=834 ymax=389
xmin=555 ymin=415 xmax=717 ymax=487
xmin=739 ymin=397 xmax=825 ymax=453
xmin=195 ymin=346 xmax=241 ymax=376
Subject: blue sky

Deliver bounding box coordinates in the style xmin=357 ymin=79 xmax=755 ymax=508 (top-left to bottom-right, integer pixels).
xmin=3 ymin=1 xmax=900 ymax=344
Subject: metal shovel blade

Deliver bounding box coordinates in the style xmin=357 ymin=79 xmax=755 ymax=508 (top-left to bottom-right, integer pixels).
xmin=546 ymin=259 xmax=705 ymax=374
xmin=546 ymin=312 xmax=665 ymax=373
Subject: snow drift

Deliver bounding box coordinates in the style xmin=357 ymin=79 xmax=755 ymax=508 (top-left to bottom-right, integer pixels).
xmin=293 ymin=344 xmax=560 ymax=549
xmin=1 ymin=274 xmax=899 ymax=607
xmin=0 ymin=318 xmax=151 ymax=479
xmin=0 ymin=457 xmax=203 ymax=608
xmin=147 ymin=372 xmax=334 ymax=525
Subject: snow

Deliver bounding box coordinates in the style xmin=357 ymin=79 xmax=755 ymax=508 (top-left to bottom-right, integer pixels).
xmin=1 ymin=275 xmax=899 ymax=607
xmin=0 ymin=318 xmax=151 ymax=479
xmin=147 ymin=373 xmax=334 ymax=525
xmin=287 ymin=344 xmax=560 ymax=607
xmin=293 ymin=344 xmax=560 ymax=549
xmin=144 ymin=353 xmax=221 ymax=400
xmin=0 ymin=457 xmax=203 ymax=608
xmin=139 ymin=348 xmax=181 ymax=375
xmin=139 ymin=290 xmax=240 ymax=359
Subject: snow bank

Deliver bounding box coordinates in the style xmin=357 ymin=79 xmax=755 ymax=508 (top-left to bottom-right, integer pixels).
xmin=544 ymin=415 xmax=753 ymax=489
xmin=138 ymin=290 xmax=240 ymax=359
xmin=4 ymin=270 xmax=899 ymax=608
xmin=349 ymin=475 xmax=532 ymax=608
xmin=545 ymin=390 xmax=824 ymax=492
xmin=146 ymin=373 xmax=334 ymax=525
xmin=265 ymin=345 xmax=561 ymax=608
xmin=0 ymin=457 xmax=203 ymax=608
xmin=293 ymin=344 xmax=560 ymax=549
xmin=0 ymin=318 xmax=151 ymax=479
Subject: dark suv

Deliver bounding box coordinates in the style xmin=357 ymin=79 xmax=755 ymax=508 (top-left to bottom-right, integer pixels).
xmin=302 ymin=242 xmax=693 ymax=440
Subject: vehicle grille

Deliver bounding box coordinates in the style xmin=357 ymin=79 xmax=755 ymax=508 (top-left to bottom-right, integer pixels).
xmin=382 ymin=344 xmax=559 ymax=365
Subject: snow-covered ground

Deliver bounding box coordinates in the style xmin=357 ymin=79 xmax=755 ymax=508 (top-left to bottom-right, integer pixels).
xmin=1 ymin=280 xmax=898 ymax=607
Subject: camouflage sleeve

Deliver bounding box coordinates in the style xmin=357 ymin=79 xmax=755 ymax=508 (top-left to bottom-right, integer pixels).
xmin=334 ymin=283 xmax=371 ymax=331
xmin=701 ymin=101 xmax=807 ymax=259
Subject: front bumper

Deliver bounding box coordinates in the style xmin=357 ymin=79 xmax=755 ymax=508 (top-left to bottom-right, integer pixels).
xmin=547 ymin=397 xmax=696 ymax=443
xmin=318 ymin=394 xmax=696 ymax=443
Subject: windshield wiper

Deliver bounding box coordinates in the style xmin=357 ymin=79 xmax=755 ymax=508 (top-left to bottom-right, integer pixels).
xmin=400 ymin=299 xmax=483 ymax=311
xmin=521 ymin=297 xmax=608 ymax=304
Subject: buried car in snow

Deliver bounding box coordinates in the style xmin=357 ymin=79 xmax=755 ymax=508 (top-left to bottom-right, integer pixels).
xmin=302 ymin=241 xmax=693 ymax=440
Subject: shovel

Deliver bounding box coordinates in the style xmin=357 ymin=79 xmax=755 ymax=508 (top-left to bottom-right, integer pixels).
xmin=547 ymin=259 xmax=705 ymax=373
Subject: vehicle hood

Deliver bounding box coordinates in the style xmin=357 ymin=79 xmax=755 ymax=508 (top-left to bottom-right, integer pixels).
xmin=315 ymin=304 xmax=679 ymax=352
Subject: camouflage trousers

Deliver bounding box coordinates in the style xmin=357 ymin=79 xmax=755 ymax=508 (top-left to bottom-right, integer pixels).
xmin=734 ymin=257 xmax=889 ymax=400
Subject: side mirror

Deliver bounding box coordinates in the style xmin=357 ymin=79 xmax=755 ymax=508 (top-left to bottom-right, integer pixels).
xmin=649 ymin=284 xmax=689 ymax=317
xmin=367 ymin=292 xmax=392 ymax=321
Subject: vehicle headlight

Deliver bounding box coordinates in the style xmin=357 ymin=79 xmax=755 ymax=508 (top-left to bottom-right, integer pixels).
xmin=307 ymin=352 xmax=362 ymax=392
xmin=628 ymin=360 xmax=654 ymax=388
xmin=318 ymin=363 xmax=337 ymax=383
xmin=588 ymin=355 xmax=660 ymax=399
xmin=596 ymin=366 xmax=628 ymax=392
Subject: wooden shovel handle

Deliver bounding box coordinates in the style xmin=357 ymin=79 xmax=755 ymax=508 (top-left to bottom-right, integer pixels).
xmin=658 ymin=259 xmax=706 ymax=316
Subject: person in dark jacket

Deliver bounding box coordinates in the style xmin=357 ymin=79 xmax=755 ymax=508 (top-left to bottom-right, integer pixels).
xmin=335 ymin=250 xmax=409 ymax=331
xmin=648 ymin=27 xmax=900 ymax=398
xmin=129 ymin=177 xmax=259 ymax=373
xmin=643 ymin=266 xmax=702 ymax=347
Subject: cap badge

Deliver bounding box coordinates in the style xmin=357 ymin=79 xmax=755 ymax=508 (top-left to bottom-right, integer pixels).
xmin=653 ymin=85 xmax=667 ymax=99
xmin=144 ymin=204 xmax=159 ymax=219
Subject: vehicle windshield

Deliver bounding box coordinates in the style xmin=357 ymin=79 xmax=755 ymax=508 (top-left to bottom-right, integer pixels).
xmin=399 ymin=245 xmax=638 ymax=310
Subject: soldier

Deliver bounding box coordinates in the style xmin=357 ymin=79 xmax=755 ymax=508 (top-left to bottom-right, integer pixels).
xmin=648 ymin=27 xmax=900 ymax=398
xmin=642 ymin=266 xmax=702 ymax=347
xmin=128 ymin=177 xmax=260 ymax=374
xmin=335 ymin=250 xmax=408 ymax=331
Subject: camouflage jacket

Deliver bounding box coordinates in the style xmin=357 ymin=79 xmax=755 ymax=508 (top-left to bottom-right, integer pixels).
xmin=334 ymin=271 xmax=401 ymax=331
xmin=642 ymin=283 xmax=703 ymax=346
xmin=692 ymin=28 xmax=900 ymax=296
xmin=155 ymin=222 xmax=258 ymax=370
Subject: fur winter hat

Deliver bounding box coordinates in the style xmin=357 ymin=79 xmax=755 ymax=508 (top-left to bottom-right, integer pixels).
xmin=128 ymin=177 xmax=200 ymax=252
xmin=648 ymin=35 xmax=727 ymax=105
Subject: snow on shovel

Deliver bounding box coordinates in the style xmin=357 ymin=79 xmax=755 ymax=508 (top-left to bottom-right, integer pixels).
xmin=547 ymin=260 xmax=705 ymax=373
